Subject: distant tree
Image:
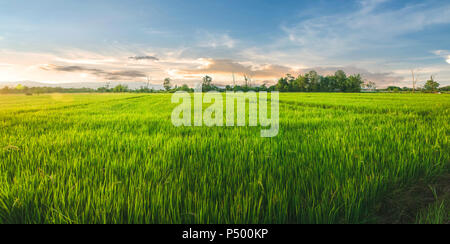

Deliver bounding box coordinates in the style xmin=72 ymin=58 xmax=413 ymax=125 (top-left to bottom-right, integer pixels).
xmin=293 ymin=74 xmax=308 ymax=92
xmin=402 ymin=87 xmax=412 ymax=92
xmin=424 ymin=76 xmax=439 ymax=92
xmin=97 ymin=86 xmax=110 ymax=93
xmin=113 ymin=84 xmax=128 ymax=92
xmin=260 ymin=83 xmax=268 ymax=91
xmin=276 ymin=77 xmax=289 ymax=92
xmin=346 ymin=74 xmax=364 ymax=92
xmin=15 ymin=84 xmax=25 ymax=91
xmin=334 ymin=70 xmax=347 ymax=91
xmin=0 ymin=86 xmax=10 ymax=94
xmin=268 ymin=85 xmax=277 ymax=92
xmin=364 ymin=81 xmax=377 ymax=91
xmin=439 ymin=85 xmax=450 ymax=92
xmin=306 ymin=71 xmax=320 ymax=92
xmin=163 ymin=78 xmax=172 ymax=91
xmin=273 ymin=70 xmax=365 ymax=93
xmin=387 ymin=86 xmax=401 ymax=92
xmin=178 ymin=84 xmax=192 ymax=92
xmin=283 ymin=74 xmax=295 ymax=91
xmin=319 ymin=76 xmax=332 ymax=92
xmin=233 ymin=85 xmax=242 ymax=92
xmin=324 ymin=75 xmax=337 ymax=92
xmin=202 ymin=75 xmax=213 ymax=91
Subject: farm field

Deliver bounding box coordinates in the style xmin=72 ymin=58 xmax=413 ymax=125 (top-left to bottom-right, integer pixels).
xmin=0 ymin=93 xmax=448 ymax=224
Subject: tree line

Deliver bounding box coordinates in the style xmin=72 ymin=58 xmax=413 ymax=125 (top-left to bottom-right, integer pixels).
xmin=274 ymin=70 xmax=364 ymax=92
xmin=161 ymin=70 xmax=368 ymax=93
xmin=1 ymin=70 xmax=447 ymax=94
xmin=160 ymin=70 xmax=446 ymax=93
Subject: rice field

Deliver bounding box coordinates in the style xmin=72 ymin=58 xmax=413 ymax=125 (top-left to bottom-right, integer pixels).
xmin=0 ymin=93 xmax=448 ymax=224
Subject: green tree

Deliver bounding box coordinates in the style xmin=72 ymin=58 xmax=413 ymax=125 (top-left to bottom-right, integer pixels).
xmin=293 ymin=75 xmax=308 ymax=92
xmin=424 ymin=76 xmax=439 ymax=92
xmin=202 ymin=75 xmax=213 ymax=91
xmin=306 ymin=71 xmax=320 ymax=91
xmin=113 ymin=84 xmax=128 ymax=92
xmin=179 ymin=84 xmax=192 ymax=92
xmin=283 ymin=74 xmax=295 ymax=91
xmin=387 ymin=86 xmax=401 ymax=92
xmin=346 ymin=74 xmax=364 ymax=92
xmin=1 ymin=86 xmax=10 ymax=94
xmin=260 ymin=83 xmax=268 ymax=91
xmin=15 ymin=84 xmax=25 ymax=91
xmin=365 ymin=81 xmax=377 ymax=91
xmin=163 ymin=78 xmax=172 ymax=91
xmin=334 ymin=70 xmax=347 ymax=91
xmin=276 ymin=77 xmax=289 ymax=92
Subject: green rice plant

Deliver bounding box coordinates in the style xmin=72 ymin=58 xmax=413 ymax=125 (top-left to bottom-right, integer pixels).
xmin=0 ymin=93 xmax=448 ymax=224
xmin=416 ymin=201 xmax=448 ymax=224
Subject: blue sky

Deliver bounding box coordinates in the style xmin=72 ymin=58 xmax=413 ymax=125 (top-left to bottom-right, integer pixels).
xmin=0 ymin=0 xmax=449 ymax=87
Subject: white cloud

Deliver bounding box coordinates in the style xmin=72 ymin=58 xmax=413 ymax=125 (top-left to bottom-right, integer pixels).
xmin=197 ymin=32 xmax=236 ymax=49
xmin=176 ymin=58 xmax=297 ymax=79
xmin=433 ymin=50 xmax=450 ymax=65
xmin=282 ymin=1 xmax=450 ymax=58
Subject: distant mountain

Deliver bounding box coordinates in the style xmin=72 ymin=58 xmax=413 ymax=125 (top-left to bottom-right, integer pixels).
xmin=0 ymin=81 xmax=164 ymax=90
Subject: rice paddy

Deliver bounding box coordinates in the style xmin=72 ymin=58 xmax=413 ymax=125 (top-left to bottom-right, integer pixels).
xmin=0 ymin=93 xmax=448 ymax=224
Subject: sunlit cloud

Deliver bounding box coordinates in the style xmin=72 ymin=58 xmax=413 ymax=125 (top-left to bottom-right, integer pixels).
xmin=175 ymin=58 xmax=297 ymax=79
xmin=0 ymin=47 xmax=445 ymax=87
